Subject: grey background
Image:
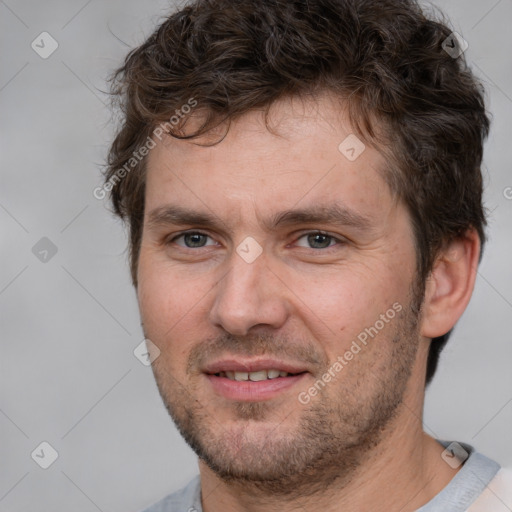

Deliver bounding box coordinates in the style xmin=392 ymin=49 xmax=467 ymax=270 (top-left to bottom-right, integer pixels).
xmin=1 ymin=0 xmax=511 ymax=511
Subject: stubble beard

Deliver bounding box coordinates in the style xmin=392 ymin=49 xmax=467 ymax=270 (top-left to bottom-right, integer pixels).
xmin=149 ymin=293 xmax=422 ymax=497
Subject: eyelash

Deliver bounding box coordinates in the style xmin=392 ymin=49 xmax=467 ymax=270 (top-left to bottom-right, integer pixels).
xmin=166 ymin=230 xmax=345 ymax=251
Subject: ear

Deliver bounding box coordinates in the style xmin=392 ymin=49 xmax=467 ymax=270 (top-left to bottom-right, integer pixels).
xmin=420 ymin=229 xmax=481 ymax=338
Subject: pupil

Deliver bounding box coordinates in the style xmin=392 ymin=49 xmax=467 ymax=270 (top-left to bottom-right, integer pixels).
xmin=185 ymin=233 xmax=206 ymax=247
xmin=308 ymin=233 xmax=331 ymax=249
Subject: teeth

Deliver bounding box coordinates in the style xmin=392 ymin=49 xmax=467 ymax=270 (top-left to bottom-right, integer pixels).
xmin=222 ymin=369 xmax=291 ymax=381
xmin=249 ymin=370 xmax=267 ymax=381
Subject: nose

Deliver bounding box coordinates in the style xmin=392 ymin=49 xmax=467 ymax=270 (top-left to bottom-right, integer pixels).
xmin=208 ymin=248 xmax=290 ymax=336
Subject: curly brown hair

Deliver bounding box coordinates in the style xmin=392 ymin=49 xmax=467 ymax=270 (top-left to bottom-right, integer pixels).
xmin=103 ymin=0 xmax=489 ymax=385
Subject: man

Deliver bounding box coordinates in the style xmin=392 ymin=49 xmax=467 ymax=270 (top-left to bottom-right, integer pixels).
xmin=103 ymin=0 xmax=512 ymax=510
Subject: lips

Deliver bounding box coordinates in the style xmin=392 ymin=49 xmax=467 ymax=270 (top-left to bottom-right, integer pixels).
xmin=203 ymin=358 xmax=308 ymax=375
xmin=202 ymin=358 xmax=309 ymax=401
xmin=217 ymin=369 xmax=292 ymax=381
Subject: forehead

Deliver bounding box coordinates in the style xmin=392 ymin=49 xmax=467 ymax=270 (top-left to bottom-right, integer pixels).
xmin=144 ymin=94 xmax=395 ymax=229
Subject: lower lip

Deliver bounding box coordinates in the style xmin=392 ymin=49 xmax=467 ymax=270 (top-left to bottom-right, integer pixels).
xmin=205 ymin=373 xmax=308 ymax=402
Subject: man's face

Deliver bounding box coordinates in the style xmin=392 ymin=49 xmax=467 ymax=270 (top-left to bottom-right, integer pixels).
xmin=137 ymin=94 xmax=424 ymax=493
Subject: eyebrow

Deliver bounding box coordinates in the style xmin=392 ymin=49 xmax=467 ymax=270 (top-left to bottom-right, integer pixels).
xmin=146 ymin=203 xmax=374 ymax=233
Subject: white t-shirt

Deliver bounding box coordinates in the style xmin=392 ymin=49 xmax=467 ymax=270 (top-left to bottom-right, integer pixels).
xmin=141 ymin=440 xmax=512 ymax=511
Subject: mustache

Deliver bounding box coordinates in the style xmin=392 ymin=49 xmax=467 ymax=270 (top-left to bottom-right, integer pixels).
xmin=186 ymin=332 xmax=328 ymax=375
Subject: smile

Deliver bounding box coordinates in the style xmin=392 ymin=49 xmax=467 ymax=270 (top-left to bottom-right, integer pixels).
xmin=215 ymin=370 xmax=296 ymax=381
xmin=203 ymin=359 xmax=310 ymax=401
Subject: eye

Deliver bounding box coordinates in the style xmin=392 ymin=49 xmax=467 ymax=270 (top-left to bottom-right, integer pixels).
xmin=169 ymin=231 xmax=217 ymax=248
xmin=294 ymin=231 xmax=342 ymax=249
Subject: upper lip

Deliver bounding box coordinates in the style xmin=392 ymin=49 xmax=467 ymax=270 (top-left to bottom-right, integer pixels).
xmin=202 ymin=358 xmax=309 ymax=375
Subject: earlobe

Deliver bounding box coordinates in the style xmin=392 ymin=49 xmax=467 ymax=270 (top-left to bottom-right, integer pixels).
xmin=420 ymin=229 xmax=481 ymax=339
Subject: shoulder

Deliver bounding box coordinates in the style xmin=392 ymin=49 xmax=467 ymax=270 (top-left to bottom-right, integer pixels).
xmin=467 ymin=468 xmax=512 ymax=512
xmin=139 ymin=476 xmax=201 ymax=512
xmin=417 ymin=441 xmax=504 ymax=512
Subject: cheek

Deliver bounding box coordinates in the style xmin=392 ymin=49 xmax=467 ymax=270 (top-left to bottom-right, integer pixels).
xmin=137 ymin=275 xmax=204 ymax=377
xmin=137 ymin=255 xmax=209 ymax=345
xmin=288 ymin=263 xmax=405 ymax=351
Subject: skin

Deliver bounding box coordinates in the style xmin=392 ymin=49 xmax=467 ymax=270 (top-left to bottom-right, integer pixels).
xmin=137 ymin=92 xmax=481 ymax=511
